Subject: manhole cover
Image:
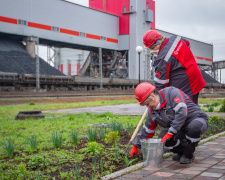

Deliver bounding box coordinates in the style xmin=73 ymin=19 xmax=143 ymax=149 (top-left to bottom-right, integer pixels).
xmin=15 ymin=111 xmax=45 ymax=120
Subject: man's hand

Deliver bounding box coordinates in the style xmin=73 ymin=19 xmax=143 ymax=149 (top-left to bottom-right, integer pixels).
xmin=161 ymin=132 xmax=173 ymax=142
xmin=130 ymin=145 xmax=138 ymax=158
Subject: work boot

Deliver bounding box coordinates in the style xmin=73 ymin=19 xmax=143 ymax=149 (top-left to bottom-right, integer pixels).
xmin=172 ymin=154 xmax=182 ymax=162
xmin=179 ymin=155 xmax=195 ymax=164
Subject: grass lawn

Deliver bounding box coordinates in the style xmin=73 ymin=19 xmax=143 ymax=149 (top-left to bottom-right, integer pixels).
xmin=0 ymin=98 xmax=224 ymax=179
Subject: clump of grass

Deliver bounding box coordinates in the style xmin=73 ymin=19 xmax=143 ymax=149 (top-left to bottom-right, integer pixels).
xmin=27 ymin=135 xmax=38 ymax=150
xmin=208 ymin=106 xmax=214 ymax=112
xmin=110 ymin=121 xmax=123 ymax=136
xmin=3 ymin=138 xmax=15 ymax=158
xmin=69 ymin=130 xmax=79 ymax=145
xmin=99 ymin=127 xmax=109 ymax=140
xmin=87 ymin=128 xmax=97 ymax=142
xmin=29 ymin=102 xmax=35 ymax=105
xmin=73 ymin=165 xmax=81 ymax=180
xmin=125 ymin=122 xmax=134 ymax=135
xmin=50 ymin=131 xmax=63 ymax=148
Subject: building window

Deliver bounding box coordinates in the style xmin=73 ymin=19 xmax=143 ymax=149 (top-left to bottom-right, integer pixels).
xmin=18 ymin=19 xmax=27 ymax=26
xmin=80 ymin=32 xmax=86 ymax=37
xmin=101 ymin=36 xmax=106 ymax=41
xmin=52 ymin=26 xmax=59 ymax=32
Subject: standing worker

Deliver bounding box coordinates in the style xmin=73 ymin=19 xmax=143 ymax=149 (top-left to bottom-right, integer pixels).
xmin=143 ymin=30 xmax=206 ymax=104
xmin=130 ymin=82 xmax=208 ymax=164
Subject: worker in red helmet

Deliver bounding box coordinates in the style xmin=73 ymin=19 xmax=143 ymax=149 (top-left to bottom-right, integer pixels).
xmin=143 ymin=30 xmax=206 ymax=104
xmin=131 ymin=82 xmax=208 ymax=164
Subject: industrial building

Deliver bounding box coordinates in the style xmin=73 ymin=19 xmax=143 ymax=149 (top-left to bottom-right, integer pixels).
xmin=0 ymin=0 xmax=222 ymax=91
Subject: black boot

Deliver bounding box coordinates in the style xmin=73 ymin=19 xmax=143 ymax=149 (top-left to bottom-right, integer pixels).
xmin=180 ymin=140 xmax=196 ymax=164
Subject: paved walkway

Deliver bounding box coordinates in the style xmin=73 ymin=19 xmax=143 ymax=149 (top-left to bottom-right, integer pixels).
xmin=113 ymin=135 xmax=225 ymax=180
xmin=44 ymin=103 xmax=225 ymax=117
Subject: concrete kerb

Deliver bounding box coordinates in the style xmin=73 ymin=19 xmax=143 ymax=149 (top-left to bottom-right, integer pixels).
xmin=100 ymin=131 xmax=225 ymax=180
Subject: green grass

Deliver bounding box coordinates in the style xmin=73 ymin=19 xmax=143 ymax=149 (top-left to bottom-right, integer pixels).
xmin=0 ymin=97 xmax=224 ymax=179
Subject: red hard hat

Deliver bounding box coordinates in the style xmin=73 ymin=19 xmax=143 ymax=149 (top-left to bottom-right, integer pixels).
xmin=143 ymin=30 xmax=161 ymax=48
xmin=135 ymin=82 xmax=156 ymax=104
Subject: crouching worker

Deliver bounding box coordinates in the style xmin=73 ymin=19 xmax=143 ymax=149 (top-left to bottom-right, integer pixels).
xmin=131 ymin=82 xmax=208 ymax=164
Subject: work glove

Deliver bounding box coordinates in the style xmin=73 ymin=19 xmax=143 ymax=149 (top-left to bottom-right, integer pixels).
xmin=130 ymin=145 xmax=138 ymax=158
xmin=161 ymin=132 xmax=173 ymax=142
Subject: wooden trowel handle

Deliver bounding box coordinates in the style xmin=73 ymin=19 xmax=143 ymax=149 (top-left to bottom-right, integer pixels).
xmin=130 ymin=108 xmax=148 ymax=142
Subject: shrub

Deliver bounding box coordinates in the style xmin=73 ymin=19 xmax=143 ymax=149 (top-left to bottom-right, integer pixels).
xmin=104 ymin=131 xmax=120 ymax=145
xmin=87 ymin=128 xmax=97 ymax=142
xmin=219 ymin=99 xmax=225 ymax=112
xmin=29 ymin=102 xmax=35 ymax=105
xmin=79 ymin=142 xmax=104 ymax=156
xmin=208 ymin=106 xmax=214 ymax=112
xmin=3 ymin=138 xmax=15 ymax=158
xmin=50 ymin=131 xmax=63 ymax=148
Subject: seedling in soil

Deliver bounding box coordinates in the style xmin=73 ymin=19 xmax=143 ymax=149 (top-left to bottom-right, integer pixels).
xmin=3 ymin=138 xmax=15 ymax=158
xmin=123 ymin=155 xmax=138 ymax=167
xmin=104 ymin=131 xmax=120 ymax=146
xmin=92 ymin=157 xmax=97 ymax=173
xmin=69 ymin=130 xmax=79 ymax=146
xmin=114 ymin=148 xmax=121 ymax=161
xmin=27 ymin=135 xmax=38 ymax=150
xmin=110 ymin=121 xmax=123 ymax=136
xmin=87 ymin=128 xmax=97 ymax=142
xmin=50 ymin=131 xmax=63 ymax=148
xmin=79 ymin=142 xmax=105 ymax=156
xmin=73 ymin=165 xmax=81 ymax=180
xmin=99 ymin=126 xmax=109 ymax=140
xmin=100 ymin=157 xmax=104 ymax=175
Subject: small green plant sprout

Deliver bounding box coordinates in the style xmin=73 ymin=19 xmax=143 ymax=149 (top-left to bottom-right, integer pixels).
xmin=87 ymin=127 xmax=97 ymax=142
xmin=100 ymin=157 xmax=104 ymax=175
xmin=110 ymin=121 xmax=123 ymax=136
xmin=68 ymin=114 xmax=75 ymax=121
xmin=92 ymin=157 xmax=97 ymax=173
xmin=27 ymin=135 xmax=38 ymax=150
xmin=104 ymin=131 xmax=120 ymax=145
xmin=125 ymin=122 xmax=134 ymax=135
xmin=27 ymin=155 xmax=51 ymax=169
xmin=208 ymin=106 xmax=214 ymax=112
xmin=50 ymin=131 xmax=63 ymax=148
xmin=114 ymin=148 xmax=121 ymax=161
xmin=211 ymin=115 xmax=219 ymax=123
xmin=79 ymin=142 xmax=104 ymax=156
xmin=69 ymin=130 xmax=79 ymax=146
xmin=19 ymin=164 xmax=28 ymax=179
xmin=99 ymin=126 xmax=109 ymax=140
xmin=219 ymin=99 xmax=225 ymax=112
xmin=123 ymin=155 xmax=138 ymax=167
xmin=29 ymin=102 xmax=35 ymax=105
xmin=3 ymin=138 xmax=15 ymax=158
xmin=73 ymin=165 xmax=81 ymax=180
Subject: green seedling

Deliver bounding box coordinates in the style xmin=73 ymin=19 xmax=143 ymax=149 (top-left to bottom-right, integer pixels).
xmin=28 ymin=135 xmax=38 ymax=150
xmin=99 ymin=127 xmax=109 ymax=140
xmin=50 ymin=131 xmax=63 ymax=148
xmin=123 ymin=155 xmax=138 ymax=167
xmin=79 ymin=142 xmax=104 ymax=156
xmin=110 ymin=121 xmax=123 ymax=136
xmin=92 ymin=157 xmax=97 ymax=173
xmin=3 ymin=138 xmax=15 ymax=158
xmin=87 ymin=128 xmax=97 ymax=142
xmin=69 ymin=130 xmax=79 ymax=145
xmin=100 ymin=157 xmax=104 ymax=175
xmin=73 ymin=165 xmax=81 ymax=180
xmin=104 ymin=131 xmax=120 ymax=145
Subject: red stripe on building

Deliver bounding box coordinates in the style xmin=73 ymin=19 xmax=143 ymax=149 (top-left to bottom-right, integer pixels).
xmin=68 ymin=64 xmax=71 ymax=76
xmin=106 ymin=37 xmax=118 ymax=43
xmin=77 ymin=63 xmax=80 ymax=75
xmin=86 ymin=33 xmax=101 ymax=40
xmin=60 ymin=28 xmax=79 ymax=36
xmin=0 ymin=16 xmax=17 ymax=24
xmin=28 ymin=22 xmax=51 ymax=31
xmin=197 ymin=56 xmax=203 ymax=60
xmin=205 ymin=58 xmax=212 ymax=62
xmin=61 ymin=64 xmax=63 ymax=73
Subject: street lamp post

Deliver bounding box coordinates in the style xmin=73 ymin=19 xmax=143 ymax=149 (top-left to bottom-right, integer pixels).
xmin=136 ymin=46 xmax=143 ymax=84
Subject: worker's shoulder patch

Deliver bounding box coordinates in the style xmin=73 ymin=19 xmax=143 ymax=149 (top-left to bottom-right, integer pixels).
xmin=174 ymin=97 xmax=180 ymax=103
xmin=156 ymin=71 xmax=160 ymax=77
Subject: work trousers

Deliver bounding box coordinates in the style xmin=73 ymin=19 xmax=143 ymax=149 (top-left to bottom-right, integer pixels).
xmin=159 ymin=117 xmax=208 ymax=158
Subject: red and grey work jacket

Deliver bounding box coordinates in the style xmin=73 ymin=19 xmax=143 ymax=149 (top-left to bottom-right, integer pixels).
xmin=132 ymin=87 xmax=208 ymax=148
xmin=153 ymin=35 xmax=206 ymax=101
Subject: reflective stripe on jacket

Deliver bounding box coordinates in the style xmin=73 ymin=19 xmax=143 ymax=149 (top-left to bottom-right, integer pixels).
xmin=153 ymin=35 xmax=206 ymax=100
xmin=132 ymin=87 xmax=208 ymax=148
